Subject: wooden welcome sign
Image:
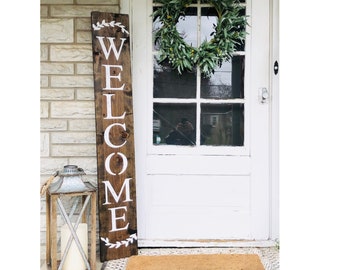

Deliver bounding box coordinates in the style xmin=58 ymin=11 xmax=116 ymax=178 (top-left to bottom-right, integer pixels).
xmin=91 ymin=11 xmax=137 ymax=261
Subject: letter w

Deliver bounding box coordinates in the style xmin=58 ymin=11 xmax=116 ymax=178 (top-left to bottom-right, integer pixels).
xmin=96 ymin=36 xmax=126 ymax=60
xmin=102 ymin=179 xmax=132 ymax=205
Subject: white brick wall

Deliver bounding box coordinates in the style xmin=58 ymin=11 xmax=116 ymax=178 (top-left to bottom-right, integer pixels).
xmin=40 ymin=19 xmax=74 ymax=43
xmin=40 ymin=0 xmax=123 ymax=257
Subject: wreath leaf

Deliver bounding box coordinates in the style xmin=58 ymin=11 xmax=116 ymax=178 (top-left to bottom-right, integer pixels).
xmin=153 ymin=0 xmax=248 ymax=77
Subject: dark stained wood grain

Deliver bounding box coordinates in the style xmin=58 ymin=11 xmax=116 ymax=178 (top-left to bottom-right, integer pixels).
xmin=91 ymin=11 xmax=137 ymax=261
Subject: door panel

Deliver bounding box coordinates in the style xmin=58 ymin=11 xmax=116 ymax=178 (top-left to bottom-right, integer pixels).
xmin=132 ymin=0 xmax=271 ymax=244
xmin=147 ymin=175 xmax=251 ymax=239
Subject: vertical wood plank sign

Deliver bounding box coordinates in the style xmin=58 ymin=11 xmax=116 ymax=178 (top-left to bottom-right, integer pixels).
xmin=91 ymin=12 xmax=137 ymax=261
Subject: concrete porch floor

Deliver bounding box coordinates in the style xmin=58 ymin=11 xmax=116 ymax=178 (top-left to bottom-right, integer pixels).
xmin=41 ymin=246 xmax=279 ymax=270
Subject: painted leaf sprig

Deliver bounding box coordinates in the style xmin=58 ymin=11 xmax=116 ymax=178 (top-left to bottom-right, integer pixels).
xmin=101 ymin=233 xmax=137 ymax=249
xmin=92 ymin=19 xmax=129 ymax=34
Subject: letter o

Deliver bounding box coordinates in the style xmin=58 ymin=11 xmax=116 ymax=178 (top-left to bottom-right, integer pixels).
xmin=105 ymin=152 xmax=128 ymax=175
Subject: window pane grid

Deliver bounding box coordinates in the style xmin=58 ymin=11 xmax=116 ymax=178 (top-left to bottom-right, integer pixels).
xmin=152 ymin=0 xmax=246 ymax=147
xmin=153 ymin=98 xmax=245 ymax=104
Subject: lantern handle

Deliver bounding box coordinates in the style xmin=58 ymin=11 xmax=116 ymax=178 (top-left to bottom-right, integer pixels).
xmin=40 ymin=171 xmax=59 ymax=196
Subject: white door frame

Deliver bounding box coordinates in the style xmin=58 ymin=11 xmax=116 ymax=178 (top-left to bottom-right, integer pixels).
xmin=269 ymin=0 xmax=280 ymax=241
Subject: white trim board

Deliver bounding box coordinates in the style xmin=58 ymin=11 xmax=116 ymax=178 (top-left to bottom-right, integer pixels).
xmin=138 ymin=239 xmax=277 ymax=248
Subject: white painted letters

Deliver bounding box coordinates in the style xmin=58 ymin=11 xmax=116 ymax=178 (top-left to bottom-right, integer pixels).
xmin=102 ymin=179 xmax=132 ymax=205
xmin=104 ymin=152 xmax=128 ymax=176
xmin=96 ymin=36 xmax=126 ymax=60
xmin=104 ymin=123 xmax=127 ymax=149
xmin=103 ymin=94 xmax=126 ymax=120
xmin=102 ymin=64 xmax=126 ymax=90
xmin=108 ymin=206 xmax=129 ymax=232
xmin=95 ymin=27 xmax=134 ymax=241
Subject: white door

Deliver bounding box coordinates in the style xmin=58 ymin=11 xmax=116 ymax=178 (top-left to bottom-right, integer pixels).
xmin=131 ymin=0 xmax=274 ymax=246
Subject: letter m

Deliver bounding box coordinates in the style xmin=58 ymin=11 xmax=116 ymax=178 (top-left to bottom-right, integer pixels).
xmin=102 ymin=178 xmax=132 ymax=205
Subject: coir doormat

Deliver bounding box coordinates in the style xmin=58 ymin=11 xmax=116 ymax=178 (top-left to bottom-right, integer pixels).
xmin=126 ymin=254 xmax=265 ymax=270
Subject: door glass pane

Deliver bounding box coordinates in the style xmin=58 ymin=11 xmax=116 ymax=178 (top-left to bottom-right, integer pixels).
xmin=153 ymin=57 xmax=197 ymax=98
xmin=152 ymin=7 xmax=198 ymax=49
xmin=152 ymin=14 xmax=162 ymax=51
xmin=201 ymin=7 xmax=217 ymax=43
xmin=201 ymin=56 xmax=245 ymax=99
xmin=177 ymin=7 xmax=197 ymax=47
xmin=153 ymin=103 xmax=196 ymax=145
xmin=201 ymin=104 xmax=244 ymax=146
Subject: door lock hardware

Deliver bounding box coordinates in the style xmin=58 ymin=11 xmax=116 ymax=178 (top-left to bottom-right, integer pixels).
xmin=259 ymin=87 xmax=269 ymax=103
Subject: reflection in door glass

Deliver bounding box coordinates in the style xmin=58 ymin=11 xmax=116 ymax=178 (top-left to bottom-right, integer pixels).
xmin=153 ymin=57 xmax=197 ymax=98
xmin=201 ymin=56 xmax=244 ymax=99
xmin=153 ymin=103 xmax=196 ymax=145
xmin=176 ymin=7 xmax=198 ymax=47
xmin=201 ymin=7 xmax=217 ymax=43
xmin=201 ymin=104 xmax=244 ymax=146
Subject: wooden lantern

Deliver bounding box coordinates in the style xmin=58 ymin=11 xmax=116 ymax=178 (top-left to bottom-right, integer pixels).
xmin=44 ymin=165 xmax=97 ymax=270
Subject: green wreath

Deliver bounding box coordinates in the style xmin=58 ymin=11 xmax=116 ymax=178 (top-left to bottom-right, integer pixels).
xmin=153 ymin=0 xmax=248 ymax=77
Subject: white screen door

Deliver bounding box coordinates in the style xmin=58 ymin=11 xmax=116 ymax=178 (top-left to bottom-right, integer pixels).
xmin=132 ymin=0 xmax=272 ymax=245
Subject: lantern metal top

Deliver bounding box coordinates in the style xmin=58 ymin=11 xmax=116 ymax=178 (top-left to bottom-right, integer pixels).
xmin=48 ymin=165 xmax=96 ymax=194
xmin=58 ymin=165 xmax=86 ymax=177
